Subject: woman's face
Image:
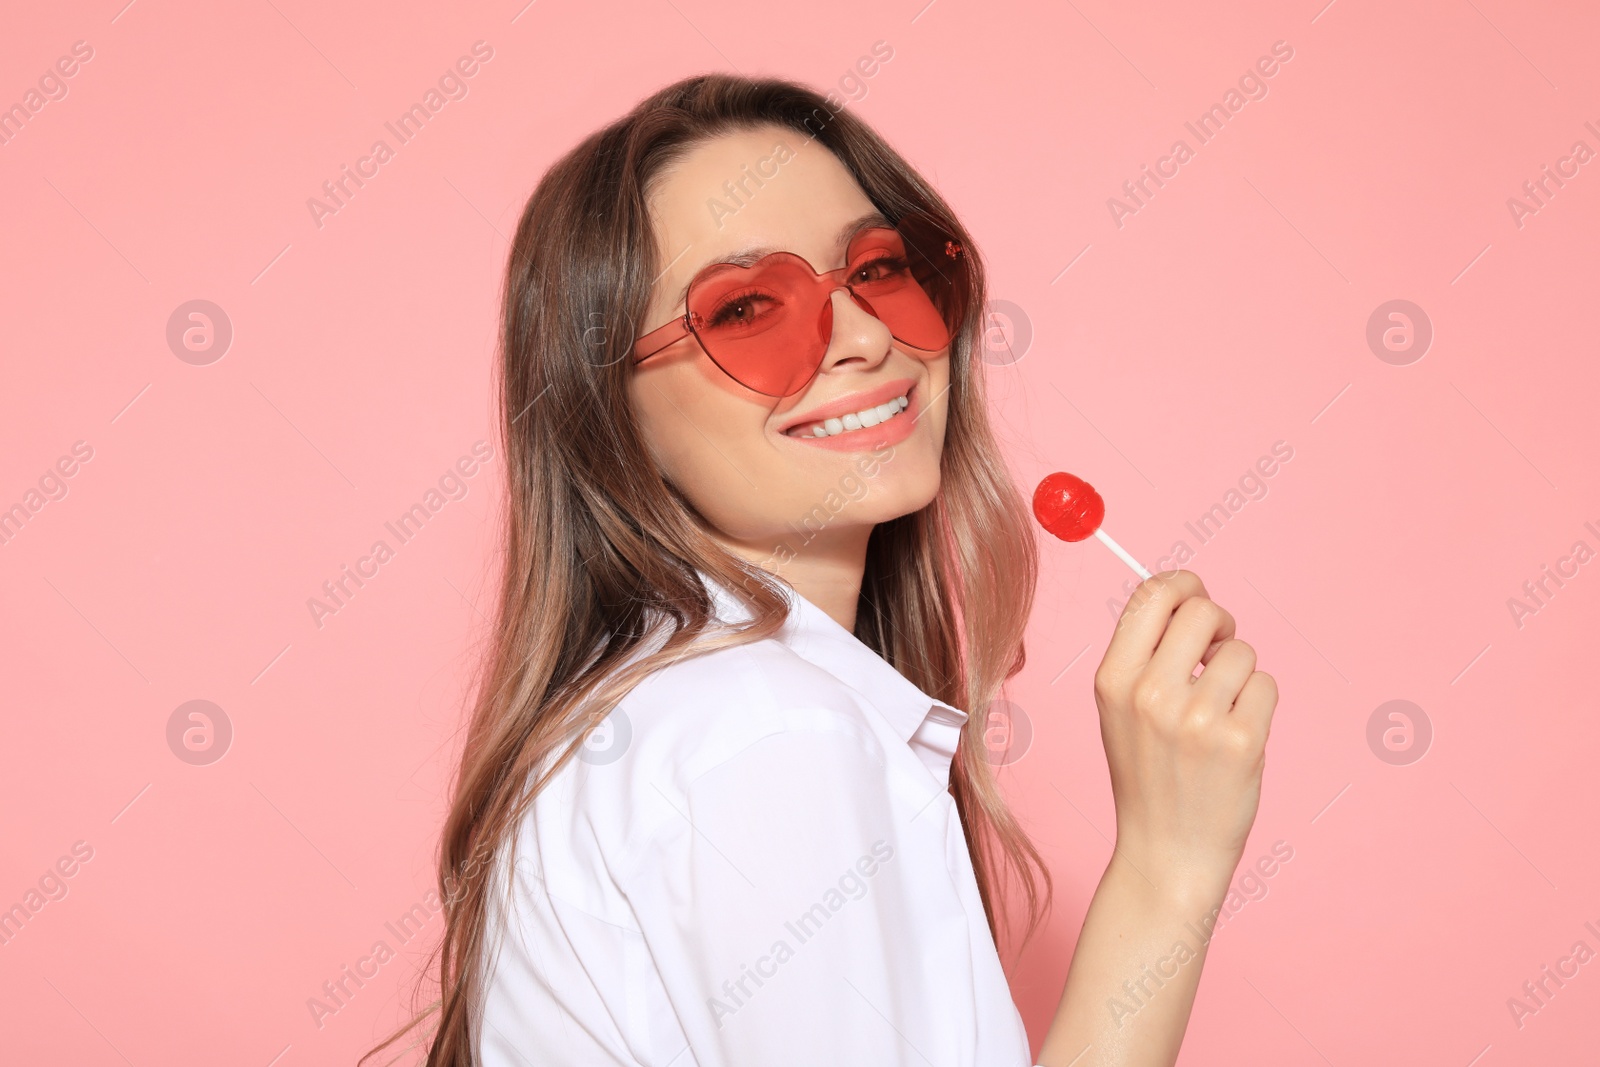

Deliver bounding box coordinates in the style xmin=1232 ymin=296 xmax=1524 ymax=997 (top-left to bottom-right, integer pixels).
xmin=629 ymin=125 xmax=951 ymax=573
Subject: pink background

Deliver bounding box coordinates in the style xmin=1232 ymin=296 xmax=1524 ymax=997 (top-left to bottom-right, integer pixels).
xmin=3 ymin=0 xmax=1597 ymax=1063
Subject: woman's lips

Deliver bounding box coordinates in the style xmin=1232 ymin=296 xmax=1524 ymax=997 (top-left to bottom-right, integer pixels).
xmin=779 ymin=381 xmax=920 ymax=452
xmin=776 ymin=376 xmax=918 ymax=436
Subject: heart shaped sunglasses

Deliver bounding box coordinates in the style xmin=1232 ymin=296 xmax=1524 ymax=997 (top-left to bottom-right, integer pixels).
xmin=630 ymin=220 xmax=966 ymax=398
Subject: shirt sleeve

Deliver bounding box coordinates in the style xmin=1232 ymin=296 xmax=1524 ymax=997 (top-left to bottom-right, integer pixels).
xmin=617 ymin=706 xmax=1023 ymax=1067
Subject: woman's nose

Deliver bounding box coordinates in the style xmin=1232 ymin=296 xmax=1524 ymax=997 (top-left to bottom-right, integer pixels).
xmin=818 ymin=286 xmax=893 ymax=368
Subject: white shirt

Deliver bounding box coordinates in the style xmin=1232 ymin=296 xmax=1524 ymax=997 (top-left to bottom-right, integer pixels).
xmin=476 ymin=568 xmax=1037 ymax=1066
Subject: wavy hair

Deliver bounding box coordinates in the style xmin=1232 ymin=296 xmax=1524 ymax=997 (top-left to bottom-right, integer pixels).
xmin=362 ymin=71 xmax=1049 ymax=1066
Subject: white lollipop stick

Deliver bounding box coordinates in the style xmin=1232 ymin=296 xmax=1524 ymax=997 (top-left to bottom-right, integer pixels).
xmin=1093 ymin=527 xmax=1152 ymax=580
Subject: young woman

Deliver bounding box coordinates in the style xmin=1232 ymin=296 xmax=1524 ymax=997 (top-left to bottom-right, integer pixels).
xmin=366 ymin=73 xmax=1276 ymax=1067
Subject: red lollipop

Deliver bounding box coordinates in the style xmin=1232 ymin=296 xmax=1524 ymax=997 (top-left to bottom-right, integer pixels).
xmin=1032 ymin=472 xmax=1103 ymax=542
xmin=1032 ymin=472 xmax=1151 ymax=578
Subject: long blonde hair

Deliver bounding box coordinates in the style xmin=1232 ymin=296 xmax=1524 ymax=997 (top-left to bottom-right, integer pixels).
xmin=362 ymin=71 xmax=1049 ymax=1066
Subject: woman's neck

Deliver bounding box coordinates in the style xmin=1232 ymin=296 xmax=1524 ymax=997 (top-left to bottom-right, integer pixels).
xmin=710 ymin=526 xmax=871 ymax=631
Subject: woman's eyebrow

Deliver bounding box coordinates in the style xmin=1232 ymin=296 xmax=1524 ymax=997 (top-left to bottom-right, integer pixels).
xmin=669 ymin=210 xmax=893 ymax=308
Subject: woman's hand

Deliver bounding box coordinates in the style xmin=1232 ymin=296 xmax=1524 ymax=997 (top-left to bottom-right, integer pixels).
xmin=1092 ymin=569 xmax=1278 ymax=906
xmin=1036 ymin=569 xmax=1278 ymax=1065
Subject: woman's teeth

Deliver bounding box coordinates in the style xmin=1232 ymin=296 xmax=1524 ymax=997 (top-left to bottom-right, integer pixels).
xmin=790 ymin=394 xmax=910 ymax=438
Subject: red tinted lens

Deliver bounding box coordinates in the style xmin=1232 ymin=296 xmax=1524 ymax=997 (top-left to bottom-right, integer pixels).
xmin=684 ymin=227 xmax=956 ymax=397
xmin=688 ymin=255 xmax=827 ymax=397
xmin=843 ymin=228 xmax=952 ymax=352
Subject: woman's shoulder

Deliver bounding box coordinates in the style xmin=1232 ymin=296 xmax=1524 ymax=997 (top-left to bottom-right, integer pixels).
xmin=507 ymin=629 xmax=885 ymax=895
xmin=612 ymin=631 xmax=883 ymax=787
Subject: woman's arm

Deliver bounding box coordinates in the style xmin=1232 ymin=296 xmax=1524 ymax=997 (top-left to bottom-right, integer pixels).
xmin=1035 ymin=850 xmax=1226 ymax=1065
xmin=1036 ymin=569 xmax=1278 ymax=1066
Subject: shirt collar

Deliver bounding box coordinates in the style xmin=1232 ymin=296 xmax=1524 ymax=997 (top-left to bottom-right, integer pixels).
xmin=697 ymin=568 xmax=970 ymax=785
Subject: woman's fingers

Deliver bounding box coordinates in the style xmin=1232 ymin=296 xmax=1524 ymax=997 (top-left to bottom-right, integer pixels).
xmin=1190 ymin=637 xmax=1256 ymax=713
xmin=1229 ymin=668 xmax=1279 ymax=742
xmin=1147 ymin=595 xmax=1237 ymax=698
xmin=1098 ymin=569 xmax=1209 ymax=681
xmin=1090 ymin=567 xmax=1280 ymax=899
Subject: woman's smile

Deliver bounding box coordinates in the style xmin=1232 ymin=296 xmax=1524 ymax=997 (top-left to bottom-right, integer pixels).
xmin=776 ymin=377 xmax=921 ymax=452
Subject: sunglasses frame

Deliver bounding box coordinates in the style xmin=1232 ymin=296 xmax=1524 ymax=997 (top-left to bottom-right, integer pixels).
xmin=629 ymin=220 xmax=967 ymax=398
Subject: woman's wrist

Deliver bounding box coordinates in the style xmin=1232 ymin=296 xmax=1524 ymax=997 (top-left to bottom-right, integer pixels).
xmin=1105 ymin=836 xmax=1236 ymax=916
xmin=1037 ymin=838 xmax=1233 ymax=1065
